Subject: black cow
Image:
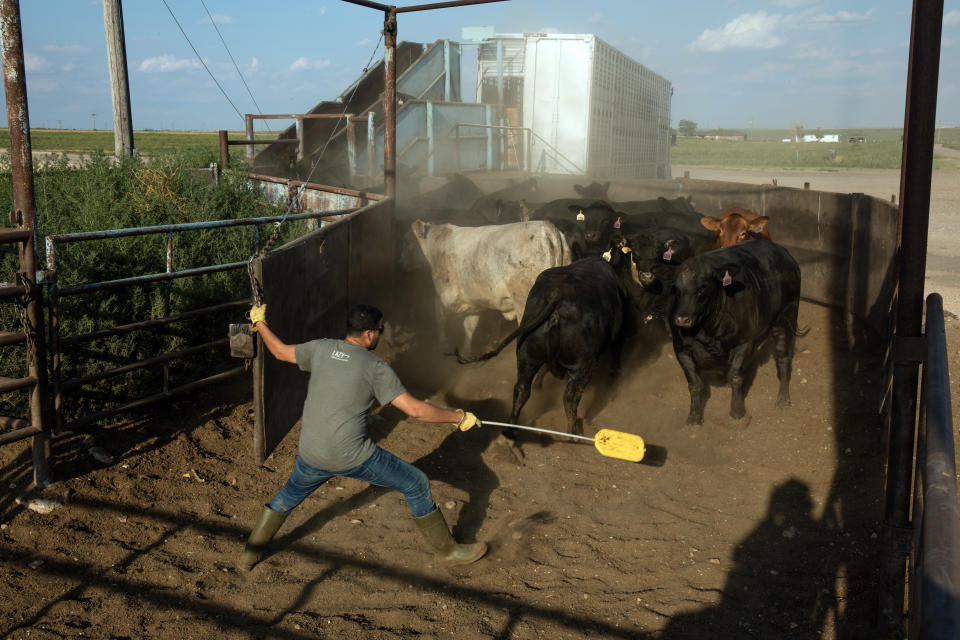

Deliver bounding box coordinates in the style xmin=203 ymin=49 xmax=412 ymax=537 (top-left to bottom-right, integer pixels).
xmin=408 ymin=173 xmax=484 ymax=210
xmin=470 ymin=178 xmax=539 ymax=223
xmin=615 ymin=227 xmax=710 ymax=325
xmin=456 ymin=253 xmax=630 ymax=435
xmin=666 ymin=239 xmax=802 ymax=425
xmin=531 ymin=200 xmax=618 ymax=253
xmin=573 ymin=181 xmax=611 ymax=200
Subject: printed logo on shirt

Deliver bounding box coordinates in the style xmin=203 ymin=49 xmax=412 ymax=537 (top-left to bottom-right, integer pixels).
xmin=331 ymin=349 xmax=350 ymax=362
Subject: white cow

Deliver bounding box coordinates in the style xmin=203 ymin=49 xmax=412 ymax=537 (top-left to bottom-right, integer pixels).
xmin=404 ymin=219 xmax=573 ymax=352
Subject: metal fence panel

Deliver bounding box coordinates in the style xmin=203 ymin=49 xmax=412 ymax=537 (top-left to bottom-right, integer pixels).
xmin=253 ymin=199 xmax=393 ymax=463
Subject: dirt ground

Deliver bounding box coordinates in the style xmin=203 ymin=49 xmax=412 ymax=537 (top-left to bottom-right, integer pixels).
xmin=2 ymin=165 xmax=959 ymax=639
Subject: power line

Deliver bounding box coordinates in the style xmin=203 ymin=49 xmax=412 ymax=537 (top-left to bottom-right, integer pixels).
xmin=248 ymin=32 xmax=384 ymax=267
xmin=160 ymin=0 xmax=244 ymax=125
xmin=198 ymin=0 xmax=271 ymax=132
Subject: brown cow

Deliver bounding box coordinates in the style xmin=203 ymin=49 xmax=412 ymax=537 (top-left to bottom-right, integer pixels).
xmin=701 ymin=207 xmax=771 ymax=248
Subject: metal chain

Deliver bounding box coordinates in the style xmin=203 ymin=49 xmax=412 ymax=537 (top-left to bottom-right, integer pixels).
xmin=14 ymin=271 xmax=38 ymax=367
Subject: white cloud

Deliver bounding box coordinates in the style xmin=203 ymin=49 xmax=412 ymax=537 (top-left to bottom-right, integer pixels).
xmin=588 ymin=13 xmax=603 ymax=24
xmin=945 ymin=10 xmax=960 ymax=27
xmin=805 ymin=9 xmax=875 ymax=25
xmin=289 ymin=57 xmax=331 ymax=71
xmin=25 ymin=52 xmax=49 ymax=72
xmin=42 ymin=45 xmax=87 ymax=54
xmin=535 ymin=27 xmax=560 ymax=34
xmin=772 ymin=0 xmax=816 ymax=7
xmin=199 ymin=13 xmax=232 ymax=25
xmin=357 ymin=38 xmax=372 ymax=46
xmin=138 ymin=55 xmax=201 ymax=73
xmin=791 ymin=46 xmax=836 ymax=60
xmin=689 ymin=12 xmax=784 ymax=52
xmin=849 ymin=47 xmax=887 ymax=57
xmin=248 ymin=57 xmax=260 ymax=75
xmin=30 ymin=77 xmax=58 ymax=92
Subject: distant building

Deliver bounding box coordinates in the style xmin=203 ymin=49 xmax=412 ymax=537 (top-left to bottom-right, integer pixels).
xmin=694 ymin=129 xmax=747 ymax=141
xmin=802 ymin=133 xmax=840 ymax=142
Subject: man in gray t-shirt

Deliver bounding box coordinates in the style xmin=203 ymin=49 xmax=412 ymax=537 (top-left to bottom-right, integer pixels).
xmin=238 ymin=304 xmax=486 ymax=571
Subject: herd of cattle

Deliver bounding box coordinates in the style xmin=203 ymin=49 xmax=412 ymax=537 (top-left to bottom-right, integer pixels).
xmin=397 ymin=176 xmax=803 ymax=434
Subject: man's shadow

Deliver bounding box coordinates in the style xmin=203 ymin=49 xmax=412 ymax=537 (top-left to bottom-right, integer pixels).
xmin=276 ymin=397 xmax=507 ymax=550
xmin=658 ymin=479 xmax=831 ymax=639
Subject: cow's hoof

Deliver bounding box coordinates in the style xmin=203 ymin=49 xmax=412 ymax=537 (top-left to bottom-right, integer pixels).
xmin=685 ymin=415 xmax=704 ymax=426
xmin=571 ymin=419 xmax=584 ymax=437
xmin=776 ymin=394 xmax=792 ymax=408
xmin=730 ymin=407 xmax=746 ymax=420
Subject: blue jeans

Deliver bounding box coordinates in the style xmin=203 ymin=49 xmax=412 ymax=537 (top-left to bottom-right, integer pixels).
xmin=268 ymin=446 xmax=437 ymax=518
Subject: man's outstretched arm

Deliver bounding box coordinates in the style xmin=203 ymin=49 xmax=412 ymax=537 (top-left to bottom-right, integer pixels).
xmin=254 ymin=320 xmax=296 ymax=363
xmin=391 ymin=393 xmax=480 ymax=431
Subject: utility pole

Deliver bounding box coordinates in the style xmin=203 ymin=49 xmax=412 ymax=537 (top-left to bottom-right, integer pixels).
xmin=91 ymin=113 xmax=96 ymax=130
xmin=102 ymin=0 xmax=134 ymax=156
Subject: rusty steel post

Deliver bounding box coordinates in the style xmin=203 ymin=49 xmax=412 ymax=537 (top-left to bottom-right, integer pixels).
xmin=878 ymin=0 xmax=944 ymax=636
xmin=218 ymin=130 xmax=229 ymax=171
xmin=382 ymin=8 xmax=397 ymax=201
xmin=1 ymin=0 xmax=50 ymax=487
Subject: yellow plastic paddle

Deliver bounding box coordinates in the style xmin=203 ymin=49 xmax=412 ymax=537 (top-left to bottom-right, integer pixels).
xmin=483 ymin=420 xmax=646 ymax=463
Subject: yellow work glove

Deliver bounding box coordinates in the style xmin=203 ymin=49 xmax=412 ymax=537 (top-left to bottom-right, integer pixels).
xmin=249 ymin=304 xmax=267 ymax=332
xmin=455 ymin=409 xmax=481 ymax=432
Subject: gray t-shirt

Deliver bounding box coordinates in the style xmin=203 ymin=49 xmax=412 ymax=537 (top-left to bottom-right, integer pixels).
xmin=294 ymin=338 xmax=407 ymax=472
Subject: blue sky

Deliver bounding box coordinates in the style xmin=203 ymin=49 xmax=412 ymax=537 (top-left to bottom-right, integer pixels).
xmin=6 ymin=0 xmax=959 ymax=132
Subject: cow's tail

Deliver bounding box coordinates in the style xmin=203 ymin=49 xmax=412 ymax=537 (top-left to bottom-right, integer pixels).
xmin=454 ymin=293 xmax=562 ymax=365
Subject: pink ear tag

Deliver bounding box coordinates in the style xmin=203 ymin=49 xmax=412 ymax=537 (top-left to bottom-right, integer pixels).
xmin=614 ymin=216 xmax=621 ymax=229
xmin=722 ymin=270 xmax=733 ymax=286
xmin=662 ymin=247 xmax=674 ymax=261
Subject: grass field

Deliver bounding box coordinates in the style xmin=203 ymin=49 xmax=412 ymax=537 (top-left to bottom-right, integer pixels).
xmin=0 ymin=128 xmax=278 ymax=159
xmin=3 ymin=126 xmax=959 ymax=172
xmin=671 ymin=135 xmax=959 ymax=170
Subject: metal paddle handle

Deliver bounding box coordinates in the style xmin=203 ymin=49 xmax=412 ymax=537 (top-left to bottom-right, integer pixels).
xmin=481 ymin=419 xmax=595 ymax=443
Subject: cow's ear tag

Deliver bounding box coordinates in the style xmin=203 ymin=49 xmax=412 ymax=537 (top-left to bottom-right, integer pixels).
xmin=663 ymin=247 xmax=674 ymax=261
xmin=621 ymin=245 xmax=631 ymax=254
xmin=577 ymin=211 xmax=586 ymax=221
xmin=614 ymin=216 xmax=622 ymax=229
xmin=601 ymin=250 xmax=612 ymax=262
xmin=722 ymin=270 xmax=733 ymax=286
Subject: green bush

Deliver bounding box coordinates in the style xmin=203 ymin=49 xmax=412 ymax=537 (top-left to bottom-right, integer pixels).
xmin=0 ymin=152 xmax=297 ymax=425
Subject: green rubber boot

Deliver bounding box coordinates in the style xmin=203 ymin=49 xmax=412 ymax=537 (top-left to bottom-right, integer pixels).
xmin=413 ymin=508 xmax=487 ymax=565
xmin=238 ymin=505 xmax=288 ymax=572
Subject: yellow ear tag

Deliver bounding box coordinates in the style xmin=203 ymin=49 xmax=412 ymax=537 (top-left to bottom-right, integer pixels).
xmin=576 ymin=211 xmax=586 ymax=221
xmin=621 ymin=246 xmax=631 ymax=254
xmin=601 ymin=250 xmax=612 ymax=262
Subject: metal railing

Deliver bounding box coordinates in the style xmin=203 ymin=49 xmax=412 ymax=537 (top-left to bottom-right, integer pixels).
xmin=451 ymin=122 xmax=586 ymax=176
xmin=908 ymin=292 xmax=960 ymax=639
xmin=42 ymin=210 xmax=346 ymax=433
